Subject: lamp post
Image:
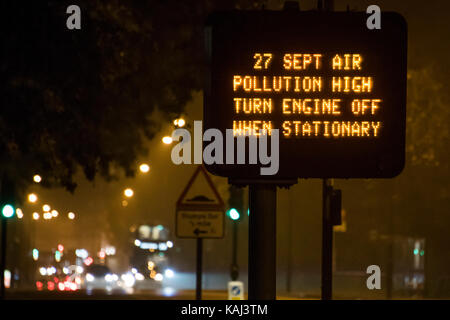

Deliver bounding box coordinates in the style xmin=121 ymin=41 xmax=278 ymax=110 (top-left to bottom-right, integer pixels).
xmin=0 ymin=176 xmax=16 ymax=299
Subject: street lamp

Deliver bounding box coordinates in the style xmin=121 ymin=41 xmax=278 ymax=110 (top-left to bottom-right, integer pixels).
xmin=162 ymin=136 xmax=173 ymax=144
xmin=16 ymin=208 xmax=23 ymax=219
xmin=139 ymin=164 xmax=150 ymax=173
xmin=124 ymin=188 xmax=134 ymax=198
xmin=42 ymin=204 xmax=50 ymax=212
xmin=28 ymin=193 xmax=38 ymax=203
xmin=174 ymin=118 xmax=186 ymax=127
xmin=68 ymin=212 xmax=75 ymax=220
xmin=33 ymin=175 xmax=42 ymax=183
xmin=1 ymin=178 xmax=16 ymax=299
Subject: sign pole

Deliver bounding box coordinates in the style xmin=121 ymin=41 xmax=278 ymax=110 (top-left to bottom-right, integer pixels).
xmin=321 ymin=178 xmax=333 ymax=300
xmin=0 ymin=217 xmax=7 ymax=299
xmin=196 ymin=237 xmax=203 ymax=300
xmin=248 ymin=184 xmax=277 ymax=300
xmin=230 ymin=221 xmax=238 ymax=280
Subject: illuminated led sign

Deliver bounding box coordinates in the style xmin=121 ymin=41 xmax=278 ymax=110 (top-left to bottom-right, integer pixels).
xmin=204 ymin=11 xmax=407 ymax=179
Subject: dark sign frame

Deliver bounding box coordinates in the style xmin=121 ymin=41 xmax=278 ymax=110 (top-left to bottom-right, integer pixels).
xmin=204 ymin=10 xmax=407 ymax=180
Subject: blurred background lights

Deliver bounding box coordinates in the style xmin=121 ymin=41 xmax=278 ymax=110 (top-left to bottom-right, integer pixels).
xmin=162 ymin=136 xmax=173 ymax=144
xmin=139 ymin=163 xmax=150 ymax=173
xmin=28 ymin=193 xmax=38 ymax=203
xmin=33 ymin=174 xmax=41 ymax=183
xmin=135 ymin=273 xmax=144 ymax=281
xmin=51 ymin=210 xmax=59 ymax=218
xmin=2 ymin=204 xmax=15 ymax=218
xmin=68 ymin=212 xmax=75 ymax=220
xmin=32 ymin=248 xmax=39 ymax=261
xmin=164 ymin=268 xmax=174 ymax=278
xmin=16 ymin=208 xmax=23 ymax=219
xmin=174 ymin=118 xmax=185 ymax=127
xmin=228 ymin=208 xmax=240 ymax=221
xmin=42 ymin=204 xmax=50 ymax=212
xmin=75 ymin=249 xmax=88 ymax=259
xmin=39 ymin=267 xmax=47 ymax=276
xmin=32 ymin=212 xmax=40 ymax=220
xmin=124 ymin=188 xmax=134 ymax=198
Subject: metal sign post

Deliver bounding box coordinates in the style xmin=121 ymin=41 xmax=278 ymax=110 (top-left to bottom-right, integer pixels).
xmin=175 ymin=166 xmax=225 ymax=300
xmin=321 ymin=179 xmax=333 ymax=300
xmin=321 ymin=179 xmax=342 ymax=300
xmin=196 ymin=237 xmax=203 ymax=300
xmin=248 ymin=184 xmax=277 ymax=300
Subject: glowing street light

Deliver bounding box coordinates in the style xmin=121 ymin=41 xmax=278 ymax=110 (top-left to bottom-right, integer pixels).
xmin=33 ymin=175 xmax=42 ymax=183
xmin=139 ymin=164 xmax=150 ymax=173
xmin=16 ymin=208 xmax=23 ymax=219
xmin=42 ymin=204 xmax=50 ymax=212
xmin=51 ymin=210 xmax=59 ymax=218
xmin=28 ymin=193 xmax=38 ymax=203
xmin=162 ymin=136 xmax=173 ymax=144
xmin=68 ymin=212 xmax=75 ymax=220
xmin=32 ymin=212 xmax=40 ymax=220
xmin=124 ymin=188 xmax=134 ymax=198
xmin=174 ymin=118 xmax=186 ymax=127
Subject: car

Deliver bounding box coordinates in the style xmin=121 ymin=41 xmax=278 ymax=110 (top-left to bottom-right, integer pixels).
xmin=82 ymin=264 xmax=120 ymax=294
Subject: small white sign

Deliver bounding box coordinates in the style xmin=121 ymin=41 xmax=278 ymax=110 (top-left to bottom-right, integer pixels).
xmin=228 ymin=281 xmax=244 ymax=300
xmin=176 ymin=211 xmax=224 ymax=239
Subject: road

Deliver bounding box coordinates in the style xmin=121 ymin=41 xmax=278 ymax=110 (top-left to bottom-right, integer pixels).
xmin=4 ymin=289 xmax=305 ymax=300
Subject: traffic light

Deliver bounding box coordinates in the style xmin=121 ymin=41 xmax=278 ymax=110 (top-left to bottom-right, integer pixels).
xmin=32 ymin=248 xmax=39 ymax=261
xmin=1 ymin=205 xmax=14 ymax=218
xmin=55 ymin=250 xmax=62 ymax=262
xmin=228 ymin=185 xmax=243 ymax=221
xmin=227 ymin=208 xmax=240 ymax=221
xmin=1 ymin=177 xmax=16 ymax=219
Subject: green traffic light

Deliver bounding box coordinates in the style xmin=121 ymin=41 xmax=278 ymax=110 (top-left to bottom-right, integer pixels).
xmin=55 ymin=250 xmax=61 ymax=262
xmin=227 ymin=208 xmax=240 ymax=221
xmin=32 ymin=248 xmax=39 ymax=261
xmin=2 ymin=204 xmax=15 ymax=218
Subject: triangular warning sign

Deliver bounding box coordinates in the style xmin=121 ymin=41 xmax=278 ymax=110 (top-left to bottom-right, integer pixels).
xmin=176 ymin=165 xmax=225 ymax=212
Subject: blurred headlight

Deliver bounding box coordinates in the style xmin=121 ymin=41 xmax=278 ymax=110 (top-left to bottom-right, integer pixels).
xmin=135 ymin=273 xmax=144 ymax=281
xmin=164 ymin=269 xmax=175 ymax=278
xmin=121 ymin=273 xmax=135 ymax=288
xmin=105 ymin=274 xmax=114 ymax=282
xmin=86 ymin=273 xmax=94 ymax=282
